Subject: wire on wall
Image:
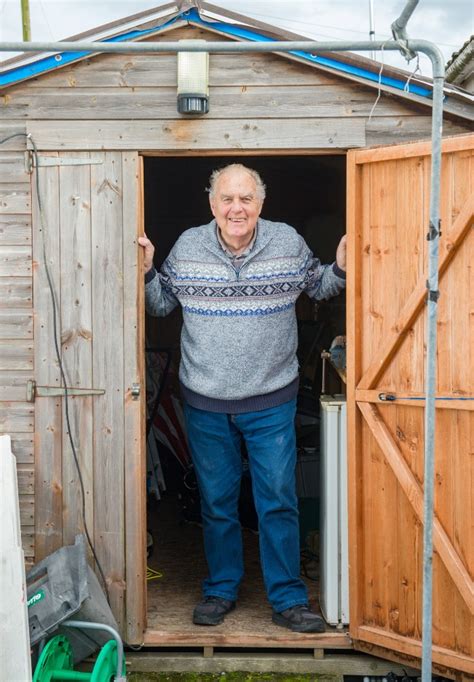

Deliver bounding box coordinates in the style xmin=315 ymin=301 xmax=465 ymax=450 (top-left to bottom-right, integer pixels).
xmin=367 ymin=39 xmax=390 ymax=122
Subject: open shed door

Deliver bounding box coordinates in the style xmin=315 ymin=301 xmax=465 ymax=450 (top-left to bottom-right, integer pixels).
xmin=347 ymin=134 xmax=474 ymax=677
xmin=32 ymin=151 xmax=146 ymax=643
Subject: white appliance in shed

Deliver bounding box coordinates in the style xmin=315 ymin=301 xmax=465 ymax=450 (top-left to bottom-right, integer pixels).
xmin=319 ymin=395 xmax=349 ymax=626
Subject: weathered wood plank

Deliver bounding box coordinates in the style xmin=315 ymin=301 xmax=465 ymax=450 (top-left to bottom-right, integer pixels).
xmin=59 ymin=152 xmax=94 ymax=551
xmin=366 ymin=117 xmax=469 ymax=146
xmin=10 ymin=433 xmax=34 ymax=464
xmin=1 ymin=85 xmax=412 ymax=120
xmin=143 ymin=630 xmax=351 ymax=648
xmin=0 ymin=403 xmax=34 ymax=432
xmin=0 ymin=339 xmax=33 ymax=369
xmin=0 ymin=214 xmax=31 ymax=244
xmin=0 ymin=183 xmax=31 ymax=214
xmin=21 ymin=51 xmax=344 ymax=89
xmin=21 ymin=531 xmax=34 ymax=557
xmin=26 ymin=119 xmax=366 ymax=150
xmin=0 ymin=370 xmax=32 ymax=401
xmin=0 ymin=310 xmax=33 ymax=338
xmin=0 ymin=124 xmax=28 ymax=150
xmin=32 ymin=152 xmax=63 ymax=560
xmin=0 ymin=152 xmax=29 ymax=183
xmin=122 ymin=152 xmax=146 ymax=644
xmin=19 ymin=494 xmax=34 ymax=526
xmin=0 ymin=245 xmax=32 ymax=276
xmin=0 ymin=277 xmax=32 ymax=308
xmin=91 ymin=151 xmax=125 ymax=630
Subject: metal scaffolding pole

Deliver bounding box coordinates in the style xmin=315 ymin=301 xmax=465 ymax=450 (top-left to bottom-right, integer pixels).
xmin=0 ymin=5 xmax=444 ymax=678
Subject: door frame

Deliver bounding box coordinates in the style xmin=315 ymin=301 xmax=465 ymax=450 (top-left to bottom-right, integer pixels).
xmin=138 ymin=148 xmax=350 ymax=649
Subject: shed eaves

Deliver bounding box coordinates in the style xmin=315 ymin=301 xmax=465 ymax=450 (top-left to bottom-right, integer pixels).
xmin=0 ymin=0 xmax=473 ymax=122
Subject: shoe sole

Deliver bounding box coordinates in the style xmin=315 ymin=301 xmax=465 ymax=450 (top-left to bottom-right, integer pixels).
xmin=193 ymin=614 xmax=224 ymax=625
xmin=193 ymin=604 xmax=235 ymax=626
xmin=272 ymin=613 xmax=326 ymax=633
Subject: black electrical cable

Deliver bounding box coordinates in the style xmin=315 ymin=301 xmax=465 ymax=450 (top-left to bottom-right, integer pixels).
xmin=0 ymin=133 xmax=110 ymax=603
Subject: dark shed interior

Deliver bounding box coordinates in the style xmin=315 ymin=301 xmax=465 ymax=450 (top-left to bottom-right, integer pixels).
xmin=143 ymin=155 xmax=347 ymax=636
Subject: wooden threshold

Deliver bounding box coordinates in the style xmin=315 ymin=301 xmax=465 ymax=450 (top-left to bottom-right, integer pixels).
xmin=142 ymin=628 xmax=351 ymax=649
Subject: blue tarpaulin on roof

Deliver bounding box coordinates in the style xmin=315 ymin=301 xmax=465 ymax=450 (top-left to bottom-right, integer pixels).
xmin=0 ymin=7 xmax=431 ymax=97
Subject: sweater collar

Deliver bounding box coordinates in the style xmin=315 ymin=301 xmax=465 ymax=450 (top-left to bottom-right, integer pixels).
xmin=216 ymin=223 xmax=258 ymax=258
xmin=204 ymin=219 xmax=273 ymax=264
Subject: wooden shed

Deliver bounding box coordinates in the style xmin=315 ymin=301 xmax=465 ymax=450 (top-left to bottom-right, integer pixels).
xmin=0 ymin=2 xmax=473 ymax=676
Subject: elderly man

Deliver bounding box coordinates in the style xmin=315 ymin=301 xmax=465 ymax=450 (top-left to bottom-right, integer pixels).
xmin=139 ymin=163 xmax=346 ymax=633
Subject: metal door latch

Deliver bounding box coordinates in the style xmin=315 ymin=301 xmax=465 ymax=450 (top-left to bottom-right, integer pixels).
xmin=27 ymin=380 xmax=105 ymax=402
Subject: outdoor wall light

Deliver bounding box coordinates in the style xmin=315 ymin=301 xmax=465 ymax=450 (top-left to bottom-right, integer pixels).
xmin=177 ymin=40 xmax=209 ymax=115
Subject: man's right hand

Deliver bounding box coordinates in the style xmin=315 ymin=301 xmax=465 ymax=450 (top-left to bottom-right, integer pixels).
xmin=138 ymin=235 xmax=155 ymax=273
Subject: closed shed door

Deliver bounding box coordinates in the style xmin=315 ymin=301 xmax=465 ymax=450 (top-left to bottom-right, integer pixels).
xmin=347 ymin=134 xmax=474 ymax=675
xmin=32 ymin=151 xmax=145 ymax=641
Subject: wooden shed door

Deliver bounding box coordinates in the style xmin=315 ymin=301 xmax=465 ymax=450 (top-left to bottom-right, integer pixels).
xmin=347 ymin=134 xmax=474 ymax=675
xmin=32 ymin=151 xmax=146 ymax=642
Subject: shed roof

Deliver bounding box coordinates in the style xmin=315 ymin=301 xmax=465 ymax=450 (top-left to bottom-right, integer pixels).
xmin=0 ymin=0 xmax=472 ymax=121
xmin=445 ymin=35 xmax=474 ymax=89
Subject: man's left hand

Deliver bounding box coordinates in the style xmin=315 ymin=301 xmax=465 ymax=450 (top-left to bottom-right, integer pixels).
xmin=336 ymin=235 xmax=346 ymax=272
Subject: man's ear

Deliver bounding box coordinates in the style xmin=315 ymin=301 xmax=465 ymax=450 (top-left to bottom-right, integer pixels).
xmin=209 ymin=195 xmax=216 ymax=218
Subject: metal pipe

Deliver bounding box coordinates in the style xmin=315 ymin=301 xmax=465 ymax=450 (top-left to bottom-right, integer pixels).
xmin=391 ymin=0 xmax=419 ymax=60
xmin=420 ymin=41 xmax=444 ymax=682
xmin=391 ymin=0 xmax=419 ymax=36
xmin=62 ymin=620 xmax=126 ymax=682
xmin=369 ymin=0 xmax=376 ymax=60
xmin=20 ymin=0 xmax=31 ymax=42
xmin=0 ymin=38 xmax=434 ymax=54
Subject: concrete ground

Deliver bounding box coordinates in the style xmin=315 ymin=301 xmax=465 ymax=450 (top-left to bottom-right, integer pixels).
xmin=128 ymin=675 xmax=341 ymax=681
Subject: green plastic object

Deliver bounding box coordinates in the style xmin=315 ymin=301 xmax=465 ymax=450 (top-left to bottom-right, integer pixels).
xmin=33 ymin=635 xmax=74 ymax=681
xmin=34 ymin=634 xmax=125 ymax=681
xmin=90 ymin=639 xmax=123 ymax=682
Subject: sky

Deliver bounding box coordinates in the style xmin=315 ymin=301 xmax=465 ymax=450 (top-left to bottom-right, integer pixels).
xmin=0 ymin=0 xmax=473 ymax=75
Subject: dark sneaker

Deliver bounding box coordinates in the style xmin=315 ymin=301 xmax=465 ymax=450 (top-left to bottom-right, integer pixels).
xmin=193 ymin=596 xmax=236 ymax=625
xmin=272 ymin=605 xmax=326 ymax=633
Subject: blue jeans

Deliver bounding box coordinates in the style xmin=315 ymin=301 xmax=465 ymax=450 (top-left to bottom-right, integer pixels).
xmin=184 ymin=399 xmax=308 ymax=613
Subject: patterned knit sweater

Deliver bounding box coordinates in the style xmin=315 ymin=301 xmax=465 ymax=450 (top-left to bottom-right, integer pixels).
xmin=145 ymin=218 xmax=346 ymax=411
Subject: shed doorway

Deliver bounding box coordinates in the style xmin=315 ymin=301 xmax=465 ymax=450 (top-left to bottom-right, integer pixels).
xmin=142 ymin=154 xmax=347 ymax=646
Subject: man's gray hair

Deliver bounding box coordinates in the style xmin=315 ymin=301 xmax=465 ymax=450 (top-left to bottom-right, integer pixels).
xmin=208 ymin=164 xmax=266 ymax=202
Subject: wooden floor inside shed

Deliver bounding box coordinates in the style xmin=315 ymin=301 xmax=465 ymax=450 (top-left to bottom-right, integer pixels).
xmin=145 ymin=496 xmax=350 ymax=649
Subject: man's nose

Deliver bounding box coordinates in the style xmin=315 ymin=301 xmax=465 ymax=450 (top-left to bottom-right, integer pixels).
xmin=230 ymin=198 xmax=243 ymax=212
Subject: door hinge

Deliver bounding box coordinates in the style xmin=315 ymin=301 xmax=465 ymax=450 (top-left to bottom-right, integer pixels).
xmin=131 ymin=383 xmax=140 ymax=400
xmin=27 ymin=380 xmax=105 ymax=402
xmin=26 ymin=152 xmax=103 ymax=172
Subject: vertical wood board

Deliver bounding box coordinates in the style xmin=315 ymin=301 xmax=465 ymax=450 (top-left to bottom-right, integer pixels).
xmin=33 ymin=152 xmax=63 ymax=560
xmin=122 ymin=152 xmax=146 ymax=643
xmin=91 ymin=151 xmax=126 ymax=630
xmin=59 ymin=152 xmax=94 ymax=551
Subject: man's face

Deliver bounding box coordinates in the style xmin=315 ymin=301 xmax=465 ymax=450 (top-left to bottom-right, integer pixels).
xmin=209 ymin=169 xmax=263 ymax=243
